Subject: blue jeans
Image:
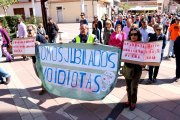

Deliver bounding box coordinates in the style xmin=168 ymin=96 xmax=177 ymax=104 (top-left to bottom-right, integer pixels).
xmin=49 ymin=38 xmax=57 ymax=43
xmin=0 ymin=52 xmax=10 ymax=80
xmin=167 ymin=39 xmax=175 ymax=56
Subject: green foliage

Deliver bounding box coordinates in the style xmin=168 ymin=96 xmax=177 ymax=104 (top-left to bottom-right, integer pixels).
xmin=25 ymin=16 xmax=43 ymax=27
xmin=121 ymin=3 xmax=131 ymax=10
xmin=0 ymin=16 xmax=10 ymax=33
xmin=0 ymin=0 xmax=18 ymax=15
xmin=4 ymin=15 xmax=24 ymax=33
xmin=8 ymin=32 xmax=16 ymax=41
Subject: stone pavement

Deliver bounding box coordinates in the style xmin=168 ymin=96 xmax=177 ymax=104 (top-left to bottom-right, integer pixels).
xmin=0 ymin=23 xmax=180 ymax=120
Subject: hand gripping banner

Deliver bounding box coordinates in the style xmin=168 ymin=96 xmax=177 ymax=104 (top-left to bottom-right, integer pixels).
xmin=36 ymin=43 xmax=121 ymax=101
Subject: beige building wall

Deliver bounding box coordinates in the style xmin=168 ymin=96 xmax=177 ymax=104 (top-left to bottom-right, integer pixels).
xmin=48 ymin=0 xmax=112 ymax=23
xmin=0 ymin=8 xmax=5 ymax=16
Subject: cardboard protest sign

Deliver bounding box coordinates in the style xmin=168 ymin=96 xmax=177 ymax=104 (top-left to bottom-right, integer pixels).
xmin=36 ymin=44 xmax=121 ymax=101
xmin=12 ymin=37 xmax=36 ymax=56
xmin=122 ymin=40 xmax=163 ymax=66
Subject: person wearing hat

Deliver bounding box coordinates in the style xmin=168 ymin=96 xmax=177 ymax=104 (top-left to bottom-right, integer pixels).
xmin=139 ymin=18 xmax=155 ymax=42
xmin=167 ymin=16 xmax=180 ymax=58
xmin=47 ymin=17 xmax=59 ymax=43
xmin=92 ymin=15 xmax=102 ymax=43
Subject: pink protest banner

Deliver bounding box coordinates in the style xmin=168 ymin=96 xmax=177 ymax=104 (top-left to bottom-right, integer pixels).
xmin=121 ymin=40 xmax=163 ymax=66
xmin=12 ymin=37 xmax=36 ymax=56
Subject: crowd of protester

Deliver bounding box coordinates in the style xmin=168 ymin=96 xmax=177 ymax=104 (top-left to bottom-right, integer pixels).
xmin=0 ymin=11 xmax=180 ymax=111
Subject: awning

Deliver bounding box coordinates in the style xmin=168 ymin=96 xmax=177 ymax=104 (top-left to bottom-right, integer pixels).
xmin=128 ymin=6 xmax=158 ymax=11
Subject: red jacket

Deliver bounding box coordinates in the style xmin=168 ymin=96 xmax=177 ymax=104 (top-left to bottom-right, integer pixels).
xmin=0 ymin=28 xmax=11 ymax=45
xmin=109 ymin=32 xmax=127 ymax=48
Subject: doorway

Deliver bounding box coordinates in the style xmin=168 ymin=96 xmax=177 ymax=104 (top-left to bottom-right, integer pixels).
xmin=57 ymin=7 xmax=63 ymax=23
xmin=13 ymin=8 xmax=25 ymax=20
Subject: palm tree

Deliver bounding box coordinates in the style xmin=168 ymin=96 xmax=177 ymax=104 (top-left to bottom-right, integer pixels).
xmin=120 ymin=3 xmax=132 ymax=15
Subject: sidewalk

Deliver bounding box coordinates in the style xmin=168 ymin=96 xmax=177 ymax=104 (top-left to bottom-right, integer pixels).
xmin=0 ymin=23 xmax=180 ymax=120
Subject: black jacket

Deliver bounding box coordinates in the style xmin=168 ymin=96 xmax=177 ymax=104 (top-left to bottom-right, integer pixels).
xmin=32 ymin=34 xmax=48 ymax=63
xmin=174 ymin=36 xmax=180 ymax=59
xmin=47 ymin=22 xmax=59 ymax=39
xmin=92 ymin=20 xmax=102 ymax=30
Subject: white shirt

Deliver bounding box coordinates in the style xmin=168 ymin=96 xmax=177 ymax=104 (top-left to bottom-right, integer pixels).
xmin=139 ymin=26 xmax=155 ymax=42
xmin=116 ymin=34 xmax=119 ymax=39
xmin=18 ymin=22 xmax=27 ymax=38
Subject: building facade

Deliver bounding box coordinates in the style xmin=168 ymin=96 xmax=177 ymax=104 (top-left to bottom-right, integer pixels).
xmin=47 ymin=0 xmax=114 ymax=23
xmin=7 ymin=0 xmax=44 ymax=20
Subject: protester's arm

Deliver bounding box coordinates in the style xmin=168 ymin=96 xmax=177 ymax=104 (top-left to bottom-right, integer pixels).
xmin=43 ymin=28 xmax=46 ymax=35
xmin=97 ymin=30 xmax=100 ymax=41
xmin=3 ymin=29 xmax=11 ymax=45
xmin=109 ymin=33 xmax=114 ymax=46
xmin=174 ymin=37 xmax=178 ymax=55
xmin=54 ymin=23 xmax=59 ymax=32
xmin=93 ymin=37 xmax=100 ymax=44
xmin=69 ymin=38 xmax=76 ymax=43
xmin=98 ymin=21 xmax=102 ymax=30
xmin=168 ymin=32 xmax=171 ymax=40
xmin=86 ymin=19 xmax=89 ymax=25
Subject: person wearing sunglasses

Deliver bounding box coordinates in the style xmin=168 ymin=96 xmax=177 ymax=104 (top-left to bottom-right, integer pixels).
xmin=26 ymin=24 xmax=48 ymax=95
xmin=124 ymin=28 xmax=145 ymax=111
xmin=146 ymin=24 xmax=167 ymax=84
xmin=80 ymin=12 xmax=88 ymax=26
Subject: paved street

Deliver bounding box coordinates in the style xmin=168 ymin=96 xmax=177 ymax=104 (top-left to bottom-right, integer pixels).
xmin=0 ymin=23 xmax=180 ymax=120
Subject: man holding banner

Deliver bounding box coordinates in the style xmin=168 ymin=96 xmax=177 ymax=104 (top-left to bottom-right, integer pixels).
xmin=68 ymin=24 xmax=99 ymax=44
xmin=26 ymin=24 xmax=48 ymax=95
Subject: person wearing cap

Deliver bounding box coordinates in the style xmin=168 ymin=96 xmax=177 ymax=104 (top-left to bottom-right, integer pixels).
xmin=92 ymin=15 xmax=102 ymax=43
xmin=47 ymin=17 xmax=59 ymax=43
xmin=139 ymin=18 xmax=155 ymax=42
xmin=116 ymin=15 xmax=127 ymax=29
xmin=80 ymin=12 xmax=88 ymax=25
xmin=167 ymin=16 xmax=180 ymax=58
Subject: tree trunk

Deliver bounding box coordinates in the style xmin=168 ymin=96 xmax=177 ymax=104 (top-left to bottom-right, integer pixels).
xmin=3 ymin=6 xmax=8 ymax=16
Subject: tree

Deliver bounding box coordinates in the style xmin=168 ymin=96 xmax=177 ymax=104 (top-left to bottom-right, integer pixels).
xmin=120 ymin=3 xmax=131 ymax=15
xmin=0 ymin=0 xmax=18 ymax=16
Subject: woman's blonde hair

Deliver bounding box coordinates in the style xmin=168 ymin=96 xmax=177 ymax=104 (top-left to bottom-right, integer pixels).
xmin=106 ymin=20 xmax=112 ymax=28
xmin=131 ymin=24 xmax=138 ymax=29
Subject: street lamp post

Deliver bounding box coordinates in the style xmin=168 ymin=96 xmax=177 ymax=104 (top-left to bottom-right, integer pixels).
xmin=81 ymin=0 xmax=84 ymax=12
xmin=32 ymin=0 xmax=36 ymax=23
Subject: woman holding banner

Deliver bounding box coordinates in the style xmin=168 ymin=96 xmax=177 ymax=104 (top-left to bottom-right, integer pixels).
xmin=146 ymin=24 xmax=167 ymax=84
xmin=0 ymin=23 xmax=14 ymax=62
xmin=123 ymin=28 xmax=145 ymax=111
xmin=26 ymin=24 xmax=48 ymax=95
xmin=109 ymin=24 xmax=127 ymax=49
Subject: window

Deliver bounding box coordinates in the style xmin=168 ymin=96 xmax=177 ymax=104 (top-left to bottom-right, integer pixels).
xmin=29 ymin=8 xmax=33 ymax=17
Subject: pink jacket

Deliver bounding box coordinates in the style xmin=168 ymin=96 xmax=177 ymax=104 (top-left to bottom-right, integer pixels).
xmin=109 ymin=32 xmax=127 ymax=48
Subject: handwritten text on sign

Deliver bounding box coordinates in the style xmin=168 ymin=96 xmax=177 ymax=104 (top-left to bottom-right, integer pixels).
xmin=12 ymin=37 xmax=36 ymax=55
xmin=122 ymin=40 xmax=162 ymax=63
xmin=38 ymin=46 xmax=119 ymax=94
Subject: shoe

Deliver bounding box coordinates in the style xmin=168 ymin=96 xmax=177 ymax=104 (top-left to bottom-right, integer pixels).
xmin=152 ymin=78 xmax=157 ymax=83
xmin=39 ymin=90 xmax=47 ymax=95
xmin=146 ymin=79 xmax=152 ymax=84
xmin=167 ymin=56 xmax=171 ymax=58
xmin=174 ymin=78 xmax=179 ymax=82
xmin=172 ymin=55 xmax=175 ymax=58
xmin=124 ymin=102 xmax=130 ymax=108
xmin=129 ymin=104 xmax=135 ymax=111
xmin=5 ymin=76 xmax=11 ymax=85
